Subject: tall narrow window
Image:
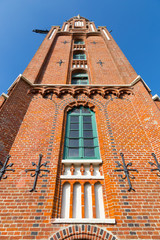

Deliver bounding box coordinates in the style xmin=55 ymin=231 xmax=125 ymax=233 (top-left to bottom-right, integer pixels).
xmin=71 ymin=73 xmax=89 ymax=85
xmin=63 ymin=107 xmax=100 ymax=159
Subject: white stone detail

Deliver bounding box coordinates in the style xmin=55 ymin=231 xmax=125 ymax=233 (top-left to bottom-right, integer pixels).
xmin=94 ymin=183 xmax=105 ymax=218
xmin=90 ymin=23 xmax=95 ymax=32
xmin=103 ymin=29 xmax=110 ymax=40
xmin=60 ymin=175 xmax=104 ymax=180
xmin=64 ymin=24 xmax=68 ymax=32
xmin=73 ymin=183 xmax=82 ymax=218
xmin=84 ymin=183 xmax=93 ymax=218
xmin=62 ymin=159 xmax=102 ymax=164
xmin=49 ymin=28 xmax=56 ymax=40
xmin=60 ymin=183 xmax=70 ymax=218
xmin=75 ymin=21 xmax=84 ymax=27
xmin=53 ymin=218 xmax=116 ymax=224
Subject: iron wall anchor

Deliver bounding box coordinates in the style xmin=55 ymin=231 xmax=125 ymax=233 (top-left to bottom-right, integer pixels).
xmin=114 ymin=153 xmax=138 ymax=192
xmin=97 ymin=59 xmax=104 ymax=67
xmin=25 ymin=154 xmax=50 ymax=192
xmin=0 ymin=155 xmax=15 ymax=180
xmin=148 ymin=153 xmax=160 ymax=177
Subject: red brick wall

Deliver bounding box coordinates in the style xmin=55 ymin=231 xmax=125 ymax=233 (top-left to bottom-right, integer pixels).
xmin=23 ymin=27 xmax=59 ymax=83
xmin=1 ymin=22 xmax=160 ymax=240
xmin=87 ymin=36 xmax=124 ymax=85
xmin=0 ymin=79 xmax=31 ymax=162
xmin=100 ymin=28 xmax=138 ymax=84
xmin=154 ymin=100 xmax=160 ymax=110
xmin=0 ymin=95 xmax=5 ymax=108
xmin=0 ymin=83 xmax=159 ymax=239
xmin=39 ymin=35 xmax=72 ymax=84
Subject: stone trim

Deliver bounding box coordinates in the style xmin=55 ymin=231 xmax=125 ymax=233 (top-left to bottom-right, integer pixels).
xmin=1 ymin=93 xmax=9 ymax=99
xmin=52 ymin=219 xmax=116 ymax=224
xmin=60 ymin=175 xmax=104 ymax=180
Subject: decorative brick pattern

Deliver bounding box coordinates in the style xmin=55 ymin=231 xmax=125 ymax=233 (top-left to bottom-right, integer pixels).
xmin=49 ymin=225 xmax=119 ymax=240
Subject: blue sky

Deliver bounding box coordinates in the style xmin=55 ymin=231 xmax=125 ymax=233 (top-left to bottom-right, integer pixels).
xmin=0 ymin=0 xmax=159 ymax=96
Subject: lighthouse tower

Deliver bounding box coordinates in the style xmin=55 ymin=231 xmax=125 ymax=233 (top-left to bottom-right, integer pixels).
xmin=0 ymin=15 xmax=160 ymax=240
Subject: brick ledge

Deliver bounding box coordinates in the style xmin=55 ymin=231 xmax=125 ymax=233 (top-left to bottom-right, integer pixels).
xmin=52 ymin=218 xmax=116 ymax=224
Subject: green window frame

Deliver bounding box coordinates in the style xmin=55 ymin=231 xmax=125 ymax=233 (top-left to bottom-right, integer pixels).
xmin=73 ymin=53 xmax=86 ymax=60
xmin=74 ymin=40 xmax=84 ymax=45
xmin=71 ymin=73 xmax=89 ymax=85
xmin=63 ymin=107 xmax=100 ymax=159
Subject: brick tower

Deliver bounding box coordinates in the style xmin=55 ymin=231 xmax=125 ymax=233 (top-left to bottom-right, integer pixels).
xmin=0 ymin=15 xmax=160 ymax=240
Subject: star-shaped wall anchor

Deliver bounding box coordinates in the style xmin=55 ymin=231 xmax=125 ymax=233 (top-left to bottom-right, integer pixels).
xmin=97 ymin=60 xmax=104 ymax=67
xmin=91 ymin=41 xmax=97 ymax=44
xmin=57 ymin=59 xmax=64 ymax=66
xmin=62 ymin=41 xmax=70 ymax=44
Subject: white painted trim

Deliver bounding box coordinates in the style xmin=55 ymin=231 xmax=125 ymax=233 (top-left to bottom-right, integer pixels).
xmin=103 ymin=29 xmax=110 ymax=40
xmin=7 ymin=74 xmax=22 ymax=92
xmin=60 ymin=175 xmax=104 ymax=180
xmin=152 ymin=94 xmax=160 ymax=101
xmin=62 ymin=159 xmax=102 ymax=165
xmin=90 ymin=23 xmax=95 ymax=32
xmin=48 ymin=28 xmax=56 ymax=40
xmin=52 ymin=218 xmax=116 ymax=224
xmin=1 ymin=93 xmax=9 ymax=99
xmin=64 ymin=24 xmax=68 ymax=32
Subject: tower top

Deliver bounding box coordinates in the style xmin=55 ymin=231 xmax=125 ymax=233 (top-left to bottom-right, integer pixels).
xmin=67 ymin=15 xmax=90 ymax=22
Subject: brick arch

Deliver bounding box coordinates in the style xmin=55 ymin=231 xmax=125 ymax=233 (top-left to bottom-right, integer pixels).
xmin=48 ymin=224 xmax=119 ymax=240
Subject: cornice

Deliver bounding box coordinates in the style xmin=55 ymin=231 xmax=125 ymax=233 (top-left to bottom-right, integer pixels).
xmin=7 ymin=74 xmax=151 ymax=99
xmin=28 ymin=84 xmax=133 ymax=98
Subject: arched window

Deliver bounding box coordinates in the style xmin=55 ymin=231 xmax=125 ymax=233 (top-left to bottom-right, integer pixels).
xmin=71 ymin=73 xmax=89 ymax=85
xmin=63 ymin=107 xmax=100 ymax=159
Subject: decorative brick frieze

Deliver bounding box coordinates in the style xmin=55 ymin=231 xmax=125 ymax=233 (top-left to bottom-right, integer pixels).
xmin=28 ymin=85 xmax=134 ymax=98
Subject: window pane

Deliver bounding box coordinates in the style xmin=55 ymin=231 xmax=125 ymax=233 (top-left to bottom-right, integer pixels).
xmin=83 ymin=116 xmax=91 ymax=122
xmin=84 ymin=148 xmax=95 ymax=157
xmin=82 ymin=108 xmax=90 ymax=113
xmin=70 ymin=123 xmax=79 ymax=130
xmin=69 ymin=148 xmax=79 ymax=157
xmin=74 ymin=40 xmax=84 ymax=44
xmin=81 ymin=80 xmax=88 ymax=84
xmin=83 ymin=123 xmax=92 ymax=130
xmin=83 ymin=131 xmax=93 ymax=138
xmin=69 ymin=139 xmax=79 ymax=147
xmin=69 ymin=130 xmax=79 ymax=138
xmin=70 ymin=116 xmax=79 ymax=122
xmin=80 ymin=55 xmax=86 ymax=60
xmin=72 ymin=108 xmax=80 ymax=113
xmin=84 ymin=139 xmax=94 ymax=147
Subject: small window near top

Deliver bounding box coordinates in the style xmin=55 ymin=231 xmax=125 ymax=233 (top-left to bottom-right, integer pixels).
xmin=74 ymin=40 xmax=85 ymax=45
xmin=71 ymin=73 xmax=89 ymax=85
xmin=75 ymin=21 xmax=84 ymax=27
xmin=73 ymin=53 xmax=86 ymax=60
